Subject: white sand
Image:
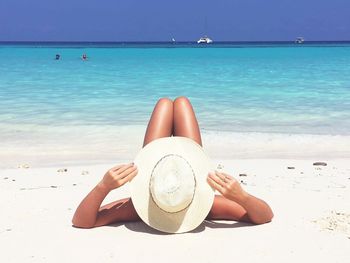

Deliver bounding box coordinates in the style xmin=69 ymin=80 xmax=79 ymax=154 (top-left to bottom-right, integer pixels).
xmin=1 ymin=159 xmax=349 ymax=262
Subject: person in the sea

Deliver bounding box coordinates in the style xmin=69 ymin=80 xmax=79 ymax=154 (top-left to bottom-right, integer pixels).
xmin=82 ymin=54 xmax=88 ymax=61
xmin=72 ymin=97 xmax=274 ymax=229
xmin=55 ymin=54 xmax=60 ymax=60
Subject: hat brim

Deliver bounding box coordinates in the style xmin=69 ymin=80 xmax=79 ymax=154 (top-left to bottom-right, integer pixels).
xmin=130 ymin=137 xmax=215 ymax=233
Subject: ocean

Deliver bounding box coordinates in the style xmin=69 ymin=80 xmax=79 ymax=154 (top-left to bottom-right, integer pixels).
xmin=1 ymin=42 xmax=350 ymax=167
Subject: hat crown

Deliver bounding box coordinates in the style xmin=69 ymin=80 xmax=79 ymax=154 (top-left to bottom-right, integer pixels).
xmin=131 ymin=136 xmax=215 ymax=233
xmin=150 ymin=154 xmax=196 ymax=213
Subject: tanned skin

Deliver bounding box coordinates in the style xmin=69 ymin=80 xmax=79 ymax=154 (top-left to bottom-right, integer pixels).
xmin=72 ymin=97 xmax=274 ymax=229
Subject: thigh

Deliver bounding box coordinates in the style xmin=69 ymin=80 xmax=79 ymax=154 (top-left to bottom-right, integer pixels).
xmin=173 ymin=96 xmax=202 ymax=146
xmin=143 ymin=98 xmax=173 ymax=147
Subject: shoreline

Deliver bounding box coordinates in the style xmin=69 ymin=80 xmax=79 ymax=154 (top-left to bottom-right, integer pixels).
xmin=1 ymin=126 xmax=350 ymax=169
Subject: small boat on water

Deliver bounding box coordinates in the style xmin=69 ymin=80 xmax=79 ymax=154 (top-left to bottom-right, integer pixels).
xmin=197 ymin=36 xmax=213 ymax=44
xmin=295 ymin=37 xmax=305 ymax=44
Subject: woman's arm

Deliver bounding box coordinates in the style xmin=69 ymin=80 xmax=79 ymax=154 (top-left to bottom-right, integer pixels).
xmin=72 ymin=163 xmax=138 ymax=228
xmin=207 ymin=171 xmax=274 ymax=224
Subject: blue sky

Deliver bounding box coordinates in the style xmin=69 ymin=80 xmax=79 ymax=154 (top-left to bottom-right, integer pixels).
xmin=0 ymin=0 xmax=349 ymax=41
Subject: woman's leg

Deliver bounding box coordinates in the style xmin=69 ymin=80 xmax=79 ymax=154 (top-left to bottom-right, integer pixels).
xmin=173 ymin=96 xmax=202 ymax=146
xmin=173 ymin=97 xmax=246 ymax=222
xmin=143 ymin=98 xmax=173 ymax=147
xmin=95 ymin=98 xmax=174 ymax=227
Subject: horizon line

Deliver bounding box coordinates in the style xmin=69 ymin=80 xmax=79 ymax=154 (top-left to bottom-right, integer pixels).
xmin=1 ymin=40 xmax=350 ymax=43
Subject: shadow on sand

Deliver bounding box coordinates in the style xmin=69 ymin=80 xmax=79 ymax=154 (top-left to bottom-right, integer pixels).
xmin=108 ymin=219 xmax=254 ymax=235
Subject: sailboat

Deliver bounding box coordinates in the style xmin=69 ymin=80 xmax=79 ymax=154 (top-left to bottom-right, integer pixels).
xmin=197 ymin=36 xmax=213 ymax=44
xmin=295 ymin=37 xmax=305 ymax=44
xmin=197 ymin=17 xmax=213 ymax=44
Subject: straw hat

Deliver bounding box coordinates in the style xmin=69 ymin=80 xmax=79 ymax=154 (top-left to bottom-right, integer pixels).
xmin=130 ymin=137 xmax=214 ymax=233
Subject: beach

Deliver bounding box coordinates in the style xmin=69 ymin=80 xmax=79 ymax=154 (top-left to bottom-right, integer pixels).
xmin=1 ymin=43 xmax=350 ymax=262
xmin=1 ymin=159 xmax=349 ymax=262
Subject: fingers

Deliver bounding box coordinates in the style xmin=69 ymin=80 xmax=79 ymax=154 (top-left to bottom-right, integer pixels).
xmin=214 ymin=171 xmax=227 ymax=182
xmin=208 ymin=171 xmax=226 ymax=187
xmin=207 ymin=172 xmax=224 ymax=192
xmin=215 ymin=171 xmax=233 ymax=181
xmin=117 ymin=165 xmax=137 ymax=180
xmin=106 ymin=164 xmax=138 ymax=189
xmin=110 ymin=164 xmax=125 ymax=172
xmin=110 ymin=162 xmax=134 ymax=172
xmin=207 ymin=176 xmax=224 ymax=196
xmin=207 ymin=171 xmax=235 ymax=194
xmin=119 ymin=168 xmax=138 ymax=185
xmin=114 ymin=163 xmax=134 ymax=174
xmin=207 ymin=174 xmax=218 ymax=188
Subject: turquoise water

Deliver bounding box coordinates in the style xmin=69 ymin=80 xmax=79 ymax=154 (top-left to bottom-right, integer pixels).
xmin=0 ymin=43 xmax=350 ymax=168
xmin=1 ymin=43 xmax=350 ymax=167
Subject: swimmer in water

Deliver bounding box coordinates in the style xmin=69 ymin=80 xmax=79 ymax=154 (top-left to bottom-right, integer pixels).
xmin=82 ymin=54 xmax=88 ymax=61
xmin=55 ymin=54 xmax=60 ymax=60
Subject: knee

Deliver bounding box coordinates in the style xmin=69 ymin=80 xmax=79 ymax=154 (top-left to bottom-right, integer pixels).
xmin=156 ymin=97 xmax=173 ymax=108
xmin=174 ymin=96 xmax=191 ymax=107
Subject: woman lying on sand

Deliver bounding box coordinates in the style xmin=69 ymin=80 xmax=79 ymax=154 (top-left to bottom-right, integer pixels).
xmin=72 ymin=97 xmax=273 ymax=229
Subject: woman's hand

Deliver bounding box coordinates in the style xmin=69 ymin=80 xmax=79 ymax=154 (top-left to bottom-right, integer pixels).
xmin=72 ymin=163 xmax=138 ymax=228
xmin=98 ymin=163 xmax=138 ymax=192
xmin=207 ymin=171 xmax=248 ymax=203
xmin=207 ymin=170 xmax=274 ymax=224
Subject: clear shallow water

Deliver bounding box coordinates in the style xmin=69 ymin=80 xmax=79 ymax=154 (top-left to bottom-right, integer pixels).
xmin=1 ymin=43 xmax=350 ymax=167
xmin=1 ymin=43 xmax=350 ymax=134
